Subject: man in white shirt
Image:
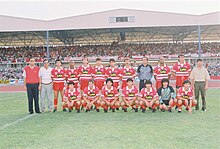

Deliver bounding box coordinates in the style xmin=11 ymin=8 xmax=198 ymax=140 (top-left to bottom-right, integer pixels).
xmin=39 ymin=59 xmax=53 ymax=112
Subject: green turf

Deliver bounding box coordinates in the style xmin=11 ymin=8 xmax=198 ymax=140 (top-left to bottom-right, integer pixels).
xmin=0 ymin=89 xmax=220 ymax=149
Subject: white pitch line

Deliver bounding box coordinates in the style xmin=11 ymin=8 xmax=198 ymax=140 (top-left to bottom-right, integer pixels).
xmin=0 ymin=95 xmax=26 ymax=101
xmin=0 ymin=114 xmax=35 ymax=131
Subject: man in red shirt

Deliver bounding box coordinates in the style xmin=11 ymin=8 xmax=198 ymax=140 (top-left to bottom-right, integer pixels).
xmin=177 ymin=80 xmax=197 ymax=113
xmin=82 ymin=80 xmax=101 ymax=112
xmin=139 ymin=80 xmax=159 ymax=113
xmin=78 ymin=57 xmax=93 ymax=92
xmin=121 ymin=58 xmax=136 ymax=89
xmin=65 ymin=59 xmax=79 ymax=89
xmin=154 ymin=57 xmax=171 ymax=90
xmin=105 ymin=59 xmax=121 ymax=90
xmin=121 ymin=78 xmax=139 ymax=112
xmin=172 ymin=54 xmax=191 ymax=89
xmin=23 ymin=58 xmax=41 ymax=114
xmin=51 ymin=59 xmax=66 ymax=112
xmin=100 ymin=78 xmax=120 ymax=113
xmin=63 ymin=82 xmax=81 ymax=113
xmin=92 ymin=58 xmax=106 ymax=91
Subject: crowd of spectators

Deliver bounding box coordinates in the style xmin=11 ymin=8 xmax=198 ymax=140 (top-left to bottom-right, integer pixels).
xmin=0 ymin=42 xmax=219 ymax=63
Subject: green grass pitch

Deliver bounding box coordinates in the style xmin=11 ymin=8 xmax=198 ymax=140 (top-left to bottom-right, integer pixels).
xmin=0 ymin=89 xmax=219 ymax=149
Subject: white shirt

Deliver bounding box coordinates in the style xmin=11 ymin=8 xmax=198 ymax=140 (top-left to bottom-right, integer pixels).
xmin=39 ymin=67 xmax=53 ymax=84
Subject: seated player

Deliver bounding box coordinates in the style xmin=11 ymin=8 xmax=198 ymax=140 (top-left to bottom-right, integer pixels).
xmin=157 ymin=78 xmax=177 ymax=112
xmin=82 ymin=80 xmax=101 ymax=112
xmin=177 ymin=80 xmax=197 ymax=113
xmin=62 ymin=82 xmax=82 ymax=113
xmin=139 ymin=80 xmax=159 ymax=113
xmin=121 ymin=78 xmax=139 ymax=112
xmin=100 ymin=78 xmax=120 ymax=113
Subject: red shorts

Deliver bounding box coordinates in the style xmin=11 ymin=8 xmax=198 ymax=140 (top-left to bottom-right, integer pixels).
xmin=53 ymin=82 xmax=64 ymax=91
xmin=182 ymin=100 xmax=196 ymax=107
xmin=121 ymin=80 xmax=127 ymax=90
xmin=80 ymin=79 xmax=89 ymax=91
xmin=156 ymin=80 xmax=162 ymax=90
xmin=94 ymin=79 xmax=105 ymax=90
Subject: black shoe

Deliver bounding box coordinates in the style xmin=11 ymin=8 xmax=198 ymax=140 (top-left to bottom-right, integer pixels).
xmin=135 ymin=108 xmax=138 ymax=112
xmin=104 ymin=109 xmax=108 ymax=113
xmin=96 ymin=109 xmax=100 ymax=112
xmin=202 ymin=107 xmax=207 ymax=111
xmin=149 ymin=107 xmax=152 ymax=110
xmin=53 ymin=109 xmax=57 ymax=113
xmin=195 ymin=108 xmax=199 ymax=110
xmin=116 ymin=108 xmax=119 ymax=110
xmin=161 ymin=109 xmax=165 ymax=112
xmin=122 ymin=108 xmax=124 ymax=110
xmin=36 ymin=111 xmax=41 ymax=114
xmin=124 ymin=109 xmax=128 ymax=112
xmin=152 ymin=109 xmax=156 ymax=113
xmin=168 ymin=109 xmax=173 ymax=113
xmin=112 ymin=109 xmax=115 ymax=112
xmin=178 ymin=109 xmax=182 ymax=113
xmin=69 ymin=109 xmax=72 ymax=113
xmin=86 ymin=109 xmax=90 ymax=113
xmin=29 ymin=112 xmax=34 ymax=114
xmin=132 ymin=107 xmax=135 ymax=110
xmin=63 ymin=108 xmax=67 ymax=112
xmin=186 ymin=108 xmax=189 ymax=111
xmin=77 ymin=109 xmax=80 ymax=113
xmin=142 ymin=109 xmax=146 ymax=113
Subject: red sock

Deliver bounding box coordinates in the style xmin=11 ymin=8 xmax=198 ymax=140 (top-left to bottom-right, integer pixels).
xmin=54 ymin=98 xmax=58 ymax=109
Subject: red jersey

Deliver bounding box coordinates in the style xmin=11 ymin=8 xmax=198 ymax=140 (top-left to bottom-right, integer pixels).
xmin=63 ymin=88 xmax=81 ymax=102
xmin=172 ymin=62 xmax=191 ymax=87
xmin=139 ymin=87 xmax=158 ymax=100
xmin=121 ymin=86 xmax=139 ymax=100
xmin=51 ymin=67 xmax=66 ymax=83
xmin=78 ymin=65 xmax=93 ymax=80
xmin=106 ymin=67 xmax=121 ymax=82
xmin=121 ymin=67 xmax=136 ymax=81
xmin=93 ymin=66 xmax=106 ymax=81
xmin=65 ymin=68 xmax=79 ymax=83
xmin=83 ymin=85 xmax=100 ymax=100
xmin=101 ymin=86 xmax=119 ymax=101
xmin=154 ymin=65 xmax=171 ymax=81
xmin=177 ymin=87 xmax=193 ymax=100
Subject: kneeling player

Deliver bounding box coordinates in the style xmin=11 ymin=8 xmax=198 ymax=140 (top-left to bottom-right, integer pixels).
xmin=177 ymin=80 xmax=197 ymax=113
xmin=101 ymin=78 xmax=120 ymax=113
xmin=157 ymin=78 xmax=177 ymax=112
xmin=63 ymin=82 xmax=82 ymax=113
xmin=82 ymin=80 xmax=101 ymax=112
xmin=121 ymin=78 xmax=139 ymax=112
xmin=139 ymin=80 xmax=159 ymax=113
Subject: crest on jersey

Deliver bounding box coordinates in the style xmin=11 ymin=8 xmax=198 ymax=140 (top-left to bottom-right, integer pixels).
xmin=110 ymin=72 xmax=116 ymax=77
xmin=107 ymin=93 xmax=114 ymax=97
xmin=70 ymin=95 xmax=77 ymax=100
xmin=160 ymin=69 xmax=166 ymax=74
xmin=125 ymin=71 xmax=131 ymax=75
xmin=128 ymin=93 xmax=135 ymax=97
xmin=82 ymin=69 xmax=88 ymax=74
xmin=96 ymin=70 xmax=102 ymax=75
xmin=70 ymin=74 xmax=76 ymax=78
xmin=146 ymin=95 xmax=153 ymax=99
xmin=57 ymin=74 xmax=62 ymax=78
xmin=180 ymin=67 xmax=187 ymax=72
xmin=183 ymin=94 xmax=189 ymax=99
xmin=89 ymin=92 xmax=96 ymax=97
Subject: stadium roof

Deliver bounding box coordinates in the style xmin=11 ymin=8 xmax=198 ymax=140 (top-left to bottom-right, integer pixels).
xmin=0 ymin=9 xmax=220 ymax=32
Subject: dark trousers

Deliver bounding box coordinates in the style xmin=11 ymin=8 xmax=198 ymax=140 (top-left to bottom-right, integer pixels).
xmin=26 ymin=83 xmax=40 ymax=113
xmin=139 ymin=80 xmax=149 ymax=91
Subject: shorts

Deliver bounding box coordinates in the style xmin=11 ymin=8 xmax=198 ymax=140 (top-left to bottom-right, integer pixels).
xmin=53 ymin=82 xmax=64 ymax=91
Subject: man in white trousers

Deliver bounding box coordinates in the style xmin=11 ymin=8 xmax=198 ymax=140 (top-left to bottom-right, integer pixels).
xmin=39 ymin=59 xmax=53 ymax=112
